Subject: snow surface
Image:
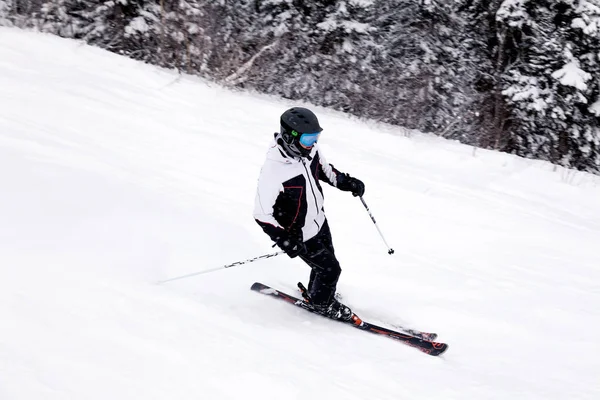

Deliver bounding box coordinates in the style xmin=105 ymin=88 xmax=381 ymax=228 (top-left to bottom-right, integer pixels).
xmin=1 ymin=27 xmax=600 ymax=399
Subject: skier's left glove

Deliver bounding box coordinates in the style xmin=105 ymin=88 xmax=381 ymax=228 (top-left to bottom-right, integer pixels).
xmin=337 ymin=173 xmax=365 ymax=197
xmin=275 ymin=234 xmax=307 ymax=259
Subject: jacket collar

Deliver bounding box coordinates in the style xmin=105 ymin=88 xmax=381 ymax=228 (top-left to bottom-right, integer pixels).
xmin=268 ymin=134 xmax=316 ymax=164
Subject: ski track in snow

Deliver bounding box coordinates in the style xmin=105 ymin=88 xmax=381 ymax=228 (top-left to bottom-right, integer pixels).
xmin=1 ymin=27 xmax=599 ymax=399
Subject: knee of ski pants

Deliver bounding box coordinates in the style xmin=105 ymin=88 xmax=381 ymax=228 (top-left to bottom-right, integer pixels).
xmin=327 ymin=263 xmax=342 ymax=282
xmin=312 ymin=257 xmax=341 ymax=283
xmin=302 ymin=246 xmax=341 ymax=280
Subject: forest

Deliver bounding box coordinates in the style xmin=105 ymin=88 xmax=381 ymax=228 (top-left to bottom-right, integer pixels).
xmin=2 ymin=0 xmax=599 ymax=174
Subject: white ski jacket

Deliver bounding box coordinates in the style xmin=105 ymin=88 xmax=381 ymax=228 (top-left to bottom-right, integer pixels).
xmin=254 ymin=136 xmax=343 ymax=242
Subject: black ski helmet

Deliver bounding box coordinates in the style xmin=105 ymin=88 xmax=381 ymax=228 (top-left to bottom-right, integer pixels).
xmin=279 ymin=107 xmax=323 ymax=158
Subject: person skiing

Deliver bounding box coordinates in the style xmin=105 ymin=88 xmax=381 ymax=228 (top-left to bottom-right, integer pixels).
xmin=253 ymin=107 xmax=365 ymax=321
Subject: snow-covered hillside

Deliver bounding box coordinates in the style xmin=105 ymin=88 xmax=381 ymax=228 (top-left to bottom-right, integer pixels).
xmin=1 ymin=27 xmax=599 ymax=399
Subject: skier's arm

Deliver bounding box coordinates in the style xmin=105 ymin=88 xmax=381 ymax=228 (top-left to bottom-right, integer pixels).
xmin=253 ymin=172 xmax=287 ymax=242
xmin=317 ymin=147 xmax=365 ymax=196
xmin=317 ymin=147 xmax=342 ymax=187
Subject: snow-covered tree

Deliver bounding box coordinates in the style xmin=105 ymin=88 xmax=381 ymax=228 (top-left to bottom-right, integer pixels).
xmin=225 ymin=0 xmax=377 ymax=114
xmin=0 ymin=0 xmax=14 ymax=26
xmin=30 ymin=1 xmax=148 ymax=55
xmin=31 ymin=0 xmax=83 ymax=37
xmin=172 ymin=0 xmax=210 ymax=73
xmin=0 ymin=0 xmax=45 ymax=27
xmin=569 ymin=0 xmax=600 ymax=171
xmin=368 ymin=0 xmax=483 ymax=136
xmin=500 ymin=0 xmax=600 ymax=172
xmin=309 ymin=0 xmax=377 ymax=112
xmin=198 ymin=0 xmax=257 ymax=79
xmin=6 ymin=0 xmax=600 ymax=174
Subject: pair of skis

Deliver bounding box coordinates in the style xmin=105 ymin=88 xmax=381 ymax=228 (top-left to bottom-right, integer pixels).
xmin=251 ymin=282 xmax=448 ymax=356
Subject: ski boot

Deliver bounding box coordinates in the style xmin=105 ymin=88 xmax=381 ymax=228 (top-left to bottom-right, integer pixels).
xmin=297 ymin=282 xmax=353 ymax=322
xmin=314 ymin=298 xmax=354 ymax=321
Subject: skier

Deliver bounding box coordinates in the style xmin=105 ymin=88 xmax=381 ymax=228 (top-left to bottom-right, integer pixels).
xmin=253 ymin=107 xmax=365 ymax=321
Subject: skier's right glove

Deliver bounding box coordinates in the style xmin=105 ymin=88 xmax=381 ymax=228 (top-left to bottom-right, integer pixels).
xmin=275 ymin=234 xmax=307 ymax=259
xmin=337 ymin=173 xmax=365 ymax=197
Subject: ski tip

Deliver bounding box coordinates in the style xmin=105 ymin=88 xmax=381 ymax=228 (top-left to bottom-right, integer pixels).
xmin=429 ymin=343 xmax=449 ymax=356
xmin=250 ymin=282 xmax=266 ymax=291
xmin=251 ymin=282 xmax=279 ymax=295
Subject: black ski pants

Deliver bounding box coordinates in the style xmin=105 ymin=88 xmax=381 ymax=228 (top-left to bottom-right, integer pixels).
xmin=299 ymin=220 xmax=341 ymax=306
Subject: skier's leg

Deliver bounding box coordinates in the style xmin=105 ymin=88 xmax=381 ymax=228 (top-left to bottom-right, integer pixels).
xmin=307 ymin=268 xmax=317 ymax=293
xmin=301 ymin=221 xmax=340 ymax=304
xmin=300 ymin=221 xmax=351 ymax=320
xmin=307 ymin=219 xmax=338 ymax=295
xmin=305 ymin=227 xmax=321 ymax=294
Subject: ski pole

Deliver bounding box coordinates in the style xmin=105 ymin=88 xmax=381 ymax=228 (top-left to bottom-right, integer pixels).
xmin=157 ymin=251 xmax=284 ymax=284
xmin=359 ymin=196 xmax=395 ymax=255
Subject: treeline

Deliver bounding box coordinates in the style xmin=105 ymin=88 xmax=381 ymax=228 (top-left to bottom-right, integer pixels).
xmin=2 ymin=0 xmax=599 ymax=173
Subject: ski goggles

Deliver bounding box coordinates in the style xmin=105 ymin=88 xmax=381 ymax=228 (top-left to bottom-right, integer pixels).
xmin=297 ymin=132 xmax=321 ymax=148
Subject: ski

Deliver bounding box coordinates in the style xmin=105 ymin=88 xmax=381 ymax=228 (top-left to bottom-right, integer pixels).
xmin=251 ymin=282 xmax=448 ymax=356
xmin=389 ymin=325 xmax=437 ymax=342
xmin=299 ymin=288 xmax=437 ymax=341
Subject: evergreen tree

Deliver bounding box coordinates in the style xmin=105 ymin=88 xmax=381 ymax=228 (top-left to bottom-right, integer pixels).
xmin=173 ymin=0 xmax=210 ymax=73
xmin=31 ymin=0 xmax=84 ymax=37
xmin=569 ymin=0 xmax=600 ymax=171
xmin=370 ymin=0 xmax=480 ymax=136
xmin=226 ymin=0 xmax=376 ymax=114
xmin=4 ymin=0 xmax=600 ymax=174
xmin=0 ymin=0 xmax=14 ymax=26
xmin=30 ymin=1 xmax=147 ymax=57
xmin=455 ymin=0 xmax=510 ymax=149
xmin=309 ymin=0 xmax=377 ymax=112
xmin=201 ymin=0 xmax=256 ymax=79
xmin=500 ymin=0 xmax=600 ymax=172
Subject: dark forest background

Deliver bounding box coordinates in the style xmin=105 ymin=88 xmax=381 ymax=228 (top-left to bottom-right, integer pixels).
xmin=2 ymin=0 xmax=599 ymax=174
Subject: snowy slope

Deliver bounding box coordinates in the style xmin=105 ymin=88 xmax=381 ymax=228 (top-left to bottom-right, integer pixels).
xmin=1 ymin=27 xmax=599 ymax=399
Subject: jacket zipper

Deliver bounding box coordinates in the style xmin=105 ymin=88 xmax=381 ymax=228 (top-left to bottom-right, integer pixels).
xmin=302 ymin=160 xmax=321 ymax=230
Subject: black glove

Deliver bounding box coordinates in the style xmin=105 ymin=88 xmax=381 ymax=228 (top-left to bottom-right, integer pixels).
xmin=337 ymin=173 xmax=365 ymax=197
xmin=275 ymin=234 xmax=307 ymax=258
